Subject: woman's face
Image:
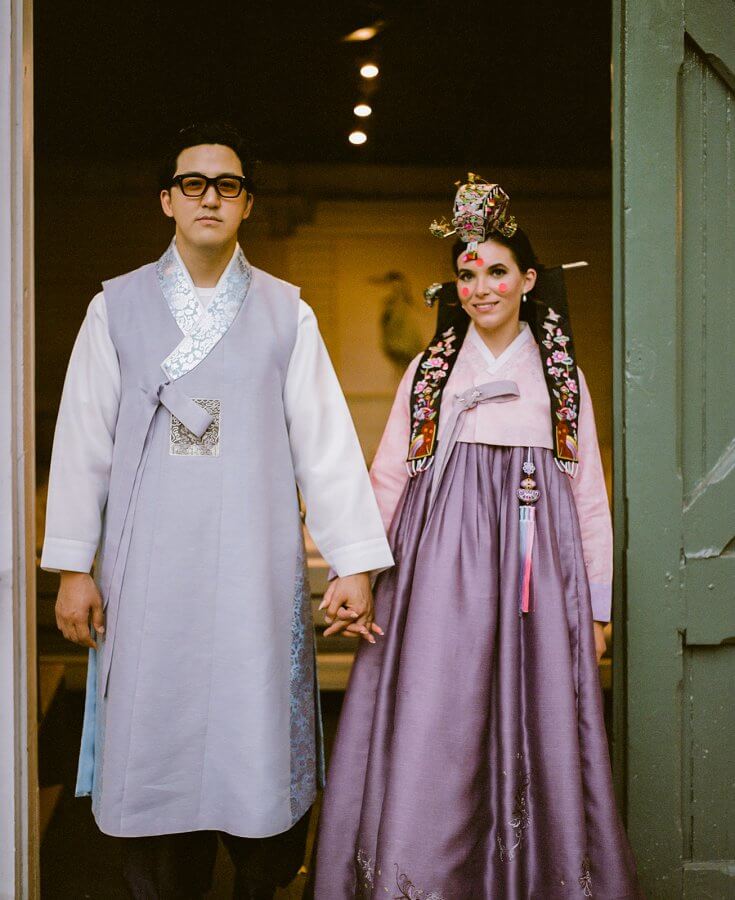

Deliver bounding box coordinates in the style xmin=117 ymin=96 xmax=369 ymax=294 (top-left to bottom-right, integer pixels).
xmin=455 ymin=239 xmax=537 ymax=334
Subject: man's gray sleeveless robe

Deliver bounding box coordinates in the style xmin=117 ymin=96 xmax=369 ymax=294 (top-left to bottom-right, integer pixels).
xmin=76 ymin=243 xmax=322 ymax=838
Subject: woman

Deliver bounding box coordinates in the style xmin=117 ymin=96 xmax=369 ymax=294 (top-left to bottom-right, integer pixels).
xmin=315 ymin=177 xmax=642 ymax=898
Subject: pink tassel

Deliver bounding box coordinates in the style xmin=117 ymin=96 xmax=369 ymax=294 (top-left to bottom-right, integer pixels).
xmin=519 ymin=506 xmax=536 ymax=614
xmin=517 ymin=450 xmax=540 ymax=615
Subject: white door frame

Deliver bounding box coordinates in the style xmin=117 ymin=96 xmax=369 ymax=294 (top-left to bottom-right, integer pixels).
xmin=0 ymin=0 xmax=38 ymax=896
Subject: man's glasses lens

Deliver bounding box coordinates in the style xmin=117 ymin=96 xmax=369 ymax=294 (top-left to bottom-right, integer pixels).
xmin=213 ymin=178 xmax=244 ymax=198
xmin=178 ymin=175 xmax=245 ymax=198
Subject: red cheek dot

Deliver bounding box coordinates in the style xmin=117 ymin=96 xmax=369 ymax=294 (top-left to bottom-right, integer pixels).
xmin=498 ymin=282 xmax=508 ymax=293
xmin=461 ymin=287 xmax=470 ymax=298
xmin=474 ymin=258 xmax=484 ymax=267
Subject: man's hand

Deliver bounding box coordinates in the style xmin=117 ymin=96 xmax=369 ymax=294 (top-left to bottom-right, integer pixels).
xmin=319 ymin=573 xmax=382 ymax=644
xmin=593 ymin=621 xmax=608 ymax=664
xmin=55 ymin=571 xmax=105 ymax=650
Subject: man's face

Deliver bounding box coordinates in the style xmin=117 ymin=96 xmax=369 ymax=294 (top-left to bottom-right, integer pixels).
xmin=160 ymin=143 xmax=253 ymax=250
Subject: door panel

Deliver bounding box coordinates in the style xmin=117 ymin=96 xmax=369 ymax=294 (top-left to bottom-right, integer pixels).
xmin=615 ymin=0 xmax=735 ymax=895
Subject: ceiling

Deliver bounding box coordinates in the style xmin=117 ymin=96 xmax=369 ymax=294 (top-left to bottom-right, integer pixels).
xmin=35 ymin=0 xmax=612 ymax=169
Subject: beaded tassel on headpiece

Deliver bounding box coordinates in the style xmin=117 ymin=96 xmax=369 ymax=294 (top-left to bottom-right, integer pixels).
xmin=430 ymin=173 xmax=518 ymax=260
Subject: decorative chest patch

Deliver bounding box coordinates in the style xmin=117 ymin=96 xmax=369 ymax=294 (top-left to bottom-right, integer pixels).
xmin=169 ymin=398 xmax=221 ymax=457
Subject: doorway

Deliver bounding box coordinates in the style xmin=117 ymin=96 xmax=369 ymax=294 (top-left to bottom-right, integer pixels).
xmin=32 ymin=2 xmax=617 ymax=897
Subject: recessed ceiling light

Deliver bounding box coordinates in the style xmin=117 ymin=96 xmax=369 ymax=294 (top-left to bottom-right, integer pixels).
xmin=349 ymin=130 xmax=368 ymax=145
xmin=354 ymin=103 xmax=372 ymax=118
xmin=342 ymin=19 xmax=385 ymax=42
xmin=344 ymin=26 xmax=378 ymax=42
xmin=360 ymin=63 xmax=380 ymax=79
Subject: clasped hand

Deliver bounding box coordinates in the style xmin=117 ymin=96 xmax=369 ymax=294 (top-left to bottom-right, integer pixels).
xmin=319 ymin=573 xmax=383 ymax=645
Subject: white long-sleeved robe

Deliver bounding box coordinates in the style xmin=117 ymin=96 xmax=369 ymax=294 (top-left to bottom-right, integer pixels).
xmin=42 ymin=278 xmax=393 ymax=579
xmin=41 ymin=243 xmax=394 ymax=839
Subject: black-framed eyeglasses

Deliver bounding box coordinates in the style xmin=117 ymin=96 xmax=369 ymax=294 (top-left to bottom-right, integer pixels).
xmin=171 ymin=173 xmax=249 ymax=199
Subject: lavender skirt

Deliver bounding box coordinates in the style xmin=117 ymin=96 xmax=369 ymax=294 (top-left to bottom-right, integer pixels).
xmin=314 ymin=444 xmax=642 ymax=899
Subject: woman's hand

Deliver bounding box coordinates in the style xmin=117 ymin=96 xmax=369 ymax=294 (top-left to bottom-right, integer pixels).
xmin=319 ymin=573 xmax=383 ymax=644
xmin=593 ymin=621 xmax=608 ymax=664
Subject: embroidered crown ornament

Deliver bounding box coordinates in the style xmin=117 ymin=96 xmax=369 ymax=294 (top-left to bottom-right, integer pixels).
xmin=429 ymin=173 xmax=518 ymax=261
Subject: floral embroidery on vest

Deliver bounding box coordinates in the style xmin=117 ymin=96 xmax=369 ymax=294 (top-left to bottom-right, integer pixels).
xmin=540 ymin=307 xmax=579 ymax=476
xmin=169 ymin=398 xmax=221 ymax=457
xmin=406 ymin=326 xmax=459 ymax=476
xmin=157 ymin=240 xmax=253 ymax=382
xmin=288 ymin=542 xmax=319 ymax=821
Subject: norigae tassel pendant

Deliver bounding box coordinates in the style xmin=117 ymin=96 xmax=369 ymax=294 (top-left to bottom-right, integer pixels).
xmin=517 ymin=449 xmax=540 ymax=615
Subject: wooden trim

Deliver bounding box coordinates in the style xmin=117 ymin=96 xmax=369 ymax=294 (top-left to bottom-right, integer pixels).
xmin=0 ymin=0 xmax=38 ymax=895
xmin=617 ymin=0 xmax=688 ymax=893
xmin=23 ymin=0 xmax=39 ymax=891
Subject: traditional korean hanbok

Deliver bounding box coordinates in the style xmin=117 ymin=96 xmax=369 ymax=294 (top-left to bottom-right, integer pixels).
xmin=41 ymin=239 xmax=393 ymax=840
xmin=315 ymin=179 xmax=642 ymax=898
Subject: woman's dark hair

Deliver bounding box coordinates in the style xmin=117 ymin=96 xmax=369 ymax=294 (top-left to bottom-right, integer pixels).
xmin=158 ymin=121 xmax=256 ymax=193
xmin=451 ymin=227 xmax=542 ymax=276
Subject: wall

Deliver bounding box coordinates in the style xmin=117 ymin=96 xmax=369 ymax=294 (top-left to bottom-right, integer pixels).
xmin=36 ymin=162 xmax=612 ymax=490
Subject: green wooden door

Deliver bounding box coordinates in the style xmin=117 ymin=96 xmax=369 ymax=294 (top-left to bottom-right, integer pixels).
xmin=614 ymin=1 xmax=735 ymax=896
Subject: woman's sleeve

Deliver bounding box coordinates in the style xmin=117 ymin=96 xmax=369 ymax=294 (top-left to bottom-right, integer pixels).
xmin=569 ymin=368 xmax=613 ymax=622
xmin=369 ymin=355 xmax=421 ymax=533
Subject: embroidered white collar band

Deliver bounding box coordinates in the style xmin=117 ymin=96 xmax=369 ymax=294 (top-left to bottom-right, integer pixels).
xmin=171 ymin=239 xmax=240 ymax=327
xmin=157 ymin=238 xmax=253 ymax=381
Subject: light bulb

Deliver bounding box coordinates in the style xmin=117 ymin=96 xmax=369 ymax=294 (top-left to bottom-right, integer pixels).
xmin=348 ymin=130 xmax=368 ymax=146
xmin=360 ymin=63 xmax=379 ymax=79
xmin=344 ymin=26 xmax=378 ymax=42
xmin=354 ymin=103 xmax=372 ymax=118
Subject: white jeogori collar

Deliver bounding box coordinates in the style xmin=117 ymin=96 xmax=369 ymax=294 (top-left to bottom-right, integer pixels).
xmin=468 ymin=320 xmax=531 ymax=374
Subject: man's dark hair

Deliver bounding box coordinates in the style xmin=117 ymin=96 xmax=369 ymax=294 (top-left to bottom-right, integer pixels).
xmin=159 ymin=122 xmax=256 ymax=194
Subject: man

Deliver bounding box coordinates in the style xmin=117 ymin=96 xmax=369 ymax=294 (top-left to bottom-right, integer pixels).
xmin=41 ymin=122 xmax=392 ymax=899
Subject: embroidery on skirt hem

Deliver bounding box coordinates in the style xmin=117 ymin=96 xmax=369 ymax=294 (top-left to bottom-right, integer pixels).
xmin=393 ymin=864 xmax=446 ymax=900
xmin=579 ymin=855 xmax=593 ymax=897
xmin=497 ymin=754 xmax=531 ymax=862
xmin=355 ymin=848 xmax=376 ymax=897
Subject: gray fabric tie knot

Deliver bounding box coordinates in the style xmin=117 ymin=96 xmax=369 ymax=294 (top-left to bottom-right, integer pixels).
xmin=142 ymin=380 xmax=214 ymax=439
xmin=429 ymin=380 xmax=521 ymax=510
xmin=454 ymin=381 xmax=519 ymax=411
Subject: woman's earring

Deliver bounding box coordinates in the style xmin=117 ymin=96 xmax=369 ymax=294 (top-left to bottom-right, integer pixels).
xmin=522 ymin=293 xmax=528 ymax=303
